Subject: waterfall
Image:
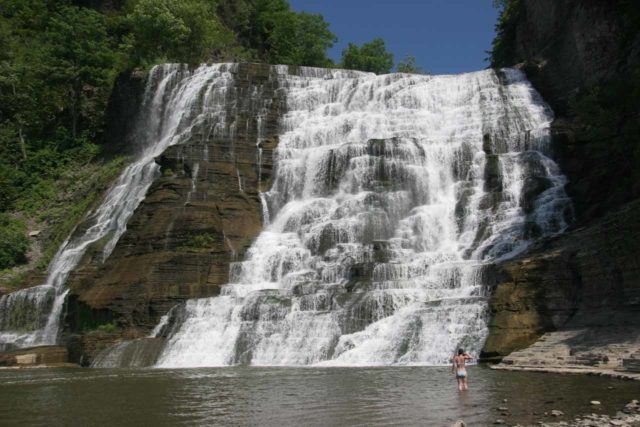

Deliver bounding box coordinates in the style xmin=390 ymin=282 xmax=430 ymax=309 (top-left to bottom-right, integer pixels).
xmin=154 ymin=66 xmax=571 ymax=367
xmin=0 ymin=64 xmax=237 ymax=351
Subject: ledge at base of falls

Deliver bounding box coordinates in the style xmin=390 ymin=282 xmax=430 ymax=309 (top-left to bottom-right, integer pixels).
xmin=0 ymin=345 xmax=76 ymax=368
xmin=60 ymin=63 xmax=284 ymax=365
xmin=482 ymin=198 xmax=640 ymax=372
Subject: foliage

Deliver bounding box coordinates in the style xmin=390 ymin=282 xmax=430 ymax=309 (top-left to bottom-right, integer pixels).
xmin=46 ymin=6 xmax=119 ymax=138
xmin=0 ymin=214 xmax=29 ymax=270
xmin=340 ymin=38 xmax=394 ymax=74
xmin=96 ymin=322 xmax=117 ymax=333
xmin=488 ymin=0 xmax=521 ymax=67
xmin=187 ymin=233 xmax=217 ymax=249
xmin=218 ymin=0 xmax=336 ymax=67
xmin=266 ymin=11 xmax=336 ymax=67
xmin=396 ymin=55 xmax=427 ymax=74
xmin=126 ymin=0 xmax=240 ymax=66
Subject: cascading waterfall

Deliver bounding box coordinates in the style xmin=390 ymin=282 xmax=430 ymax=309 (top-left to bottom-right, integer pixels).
xmin=154 ymin=66 xmax=571 ymax=367
xmin=0 ymin=64 xmax=237 ymax=351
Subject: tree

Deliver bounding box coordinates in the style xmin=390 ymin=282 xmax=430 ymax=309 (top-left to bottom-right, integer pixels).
xmin=340 ymin=38 xmax=393 ymax=74
xmin=267 ymin=12 xmax=336 ymax=67
xmin=46 ymin=6 xmax=118 ymax=139
xmin=396 ymin=55 xmax=426 ymax=74
xmin=127 ymin=0 xmax=240 ymax=65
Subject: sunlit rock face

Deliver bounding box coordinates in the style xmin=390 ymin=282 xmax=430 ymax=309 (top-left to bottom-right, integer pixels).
xmin=149 ymin=65 xmax=571 ymax=367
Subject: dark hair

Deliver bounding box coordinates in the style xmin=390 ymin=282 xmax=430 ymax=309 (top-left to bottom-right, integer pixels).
xmin=458 ymin=348 xmax=464 ymax=355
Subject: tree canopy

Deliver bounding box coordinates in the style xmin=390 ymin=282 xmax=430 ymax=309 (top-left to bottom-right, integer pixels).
xmin=396 ymin=55 xmax=427 ymax=74
xmin=340 ymin=38 xmax=394 ymax=74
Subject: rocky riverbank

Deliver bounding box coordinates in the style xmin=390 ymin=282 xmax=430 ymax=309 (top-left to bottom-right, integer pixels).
xmin=451 ymin=399 xmax=640 ymax=427
xmin=522 ymin=400 xmax=640 ymax=427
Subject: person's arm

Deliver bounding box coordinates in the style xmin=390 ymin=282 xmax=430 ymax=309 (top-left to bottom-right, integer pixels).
xmin=452 ymin=357 xmax=456 ymax=373
xmin=463 ymin=353 xmax=472 ymax=361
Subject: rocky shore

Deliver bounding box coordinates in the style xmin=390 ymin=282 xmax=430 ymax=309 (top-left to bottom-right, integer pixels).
xmin=522 ymin=400 xmax=640 ymax=427
xmin=451 ymin=400 xmax=640 ymax=427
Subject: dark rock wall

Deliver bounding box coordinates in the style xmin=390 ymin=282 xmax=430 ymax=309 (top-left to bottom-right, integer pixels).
xmin=102 ymin=69 xmax=149 ymax=159
xmin=485 ymin=0 xmax=640 ymax=359
xmin=508 ymin=0 xmax=639 ymax=113
xmin=63 ymin=64 xmax=285 ymax=361
xmin=505 ymin=0 xmax=640 ymax=221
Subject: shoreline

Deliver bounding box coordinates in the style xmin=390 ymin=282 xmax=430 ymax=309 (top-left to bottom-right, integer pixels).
xmin=490 ymin=363 xmax=640 ymax=382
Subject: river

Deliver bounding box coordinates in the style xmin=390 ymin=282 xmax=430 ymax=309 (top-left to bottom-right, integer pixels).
xmin=1 ymin=367 xmax=636 ymax=426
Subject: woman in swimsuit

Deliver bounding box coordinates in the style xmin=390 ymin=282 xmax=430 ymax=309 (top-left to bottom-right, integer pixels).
xmin=452 ymin=348 xmax=472 ymax=391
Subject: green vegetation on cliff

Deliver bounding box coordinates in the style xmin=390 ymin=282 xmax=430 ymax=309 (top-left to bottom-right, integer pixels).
xmin=488 ymin=0 xmax=521 ymax=68
xmin=0 ymin=214 xmax=28 ymax=270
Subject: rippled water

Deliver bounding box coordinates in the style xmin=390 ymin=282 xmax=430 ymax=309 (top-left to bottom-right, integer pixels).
xmin=0 ymin=367 xmax=636 ymax=426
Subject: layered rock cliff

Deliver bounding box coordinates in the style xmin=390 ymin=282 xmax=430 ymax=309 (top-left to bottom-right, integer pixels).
xmin=485 ymin=0 xmax=640 ymax=371
xmin=63 ymin=64 xmax=285 ymax=363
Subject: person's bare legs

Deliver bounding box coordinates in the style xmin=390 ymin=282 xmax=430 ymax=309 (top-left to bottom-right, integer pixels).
xmin=462 ymin=376 xmax=469 ymax=390
xmin=456 ymin=377 xmax=463 ymax=391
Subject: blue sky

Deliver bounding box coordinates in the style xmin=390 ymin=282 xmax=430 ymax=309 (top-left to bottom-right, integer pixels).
xmin=288 ymin=0 xmax=500 ymax=75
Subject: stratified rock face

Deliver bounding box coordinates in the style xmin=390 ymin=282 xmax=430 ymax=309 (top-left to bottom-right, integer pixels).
xmin=64 ymin=63 xmax=285 ymax=341
xmin=483 ymin=199 xmax=640 ymax=361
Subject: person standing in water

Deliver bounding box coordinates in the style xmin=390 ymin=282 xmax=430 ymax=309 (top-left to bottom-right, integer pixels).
xmin=452 ymin=348 xmax=472 ymax=391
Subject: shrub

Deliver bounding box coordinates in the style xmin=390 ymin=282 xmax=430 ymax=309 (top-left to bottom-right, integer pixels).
xmin=0 ymin=214 xmax=29 ymax=270
xmin=96 ymin=322 xmax=117 ymax=333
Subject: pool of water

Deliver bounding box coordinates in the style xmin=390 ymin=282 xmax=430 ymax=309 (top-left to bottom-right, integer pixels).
xmin=0 ymin=366 xmax=637 ymax=426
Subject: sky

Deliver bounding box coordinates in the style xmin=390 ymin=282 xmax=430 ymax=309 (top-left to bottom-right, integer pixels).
xmin=288 ymin=0 xmax=500 ymax=75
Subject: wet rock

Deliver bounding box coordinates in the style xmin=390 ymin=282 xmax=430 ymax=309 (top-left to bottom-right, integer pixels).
xmin=551 ymin=410 xmax=564 ymax=417
xmin=590 ymin=401 xmax=601 ymax=406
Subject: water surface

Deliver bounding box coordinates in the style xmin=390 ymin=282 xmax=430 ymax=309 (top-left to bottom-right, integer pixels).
xmin=1 ymin=366 xmax=637 ymax=426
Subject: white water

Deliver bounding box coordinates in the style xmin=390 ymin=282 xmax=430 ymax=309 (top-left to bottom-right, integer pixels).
xmin=0 ymin=64 xmax=237 ymax=350
xmin=155 ymin=66 xmax=571 ymax=367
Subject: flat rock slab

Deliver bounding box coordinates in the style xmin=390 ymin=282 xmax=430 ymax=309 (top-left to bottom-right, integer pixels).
xmin=492 ymin=323 xmax=640 ymax=382
xmin=0 ymin=346 xmax=68 ymax=367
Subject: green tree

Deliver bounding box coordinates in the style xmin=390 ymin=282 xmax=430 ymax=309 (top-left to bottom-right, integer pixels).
xmin=127 ymin=0 xmax=237 ymax=65
xmin=46 ymin=5 xmax=118 ymax=139
xmin=267 ymin=11 xmax=336 ymax=67
xmin=0 ymin=213 xmax=29 ymax=270
xmin=340 ymin=38 xmax=393 ymax=74
xmin=396 ymin=55 xmax=426 ymax=74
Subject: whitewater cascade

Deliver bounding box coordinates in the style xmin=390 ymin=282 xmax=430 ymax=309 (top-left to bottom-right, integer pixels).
xmin=0 ymin=64 xmax=237 ymax=350
xmin=152 ymin=65 xmax=571 ymax=367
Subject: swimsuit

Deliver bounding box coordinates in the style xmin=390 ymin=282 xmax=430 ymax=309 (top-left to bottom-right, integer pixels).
xmin=454 ymin=356 xmax=467 ymax=378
